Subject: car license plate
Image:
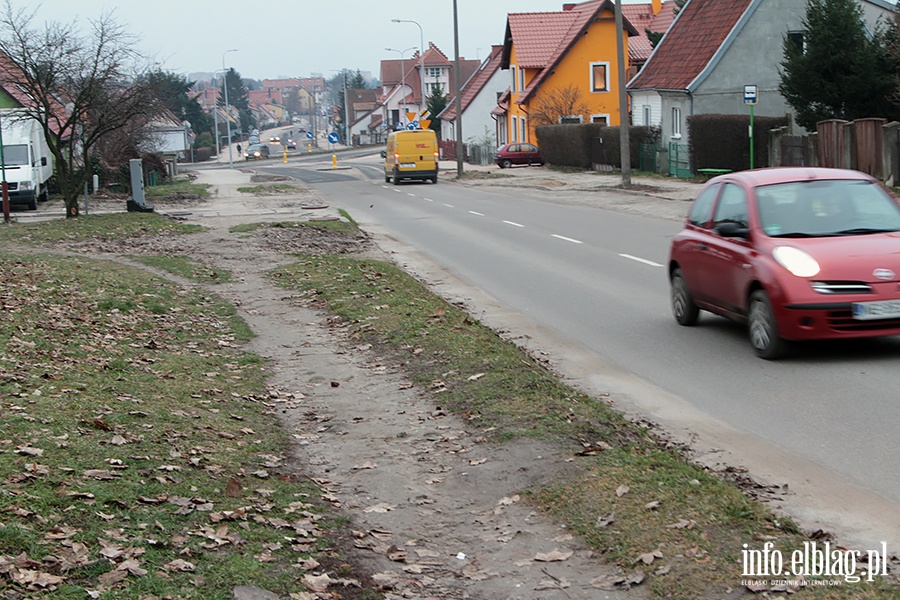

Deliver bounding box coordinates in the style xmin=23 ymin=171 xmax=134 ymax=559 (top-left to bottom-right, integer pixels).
xmin=400 ymin=163 xmax=416 ymax=168
xmin=851 ymin=299 xmax=900 ymax=320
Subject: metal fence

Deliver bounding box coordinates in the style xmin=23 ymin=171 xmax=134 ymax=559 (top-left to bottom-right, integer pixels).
xmin=467 ymin=143 xmax=496 ymax=165
xmin=668 ymin=141 xmax=692 ymax=178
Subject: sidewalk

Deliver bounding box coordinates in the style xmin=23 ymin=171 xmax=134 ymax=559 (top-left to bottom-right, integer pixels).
xmin=439 ymin=159 xmax=703 ymax=202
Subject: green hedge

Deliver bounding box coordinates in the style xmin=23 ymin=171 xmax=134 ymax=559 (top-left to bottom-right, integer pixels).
xmin=535 ymin=123 xmax=659 ymax=169
xmin=687 ymin=114 xmax=788 ymax=174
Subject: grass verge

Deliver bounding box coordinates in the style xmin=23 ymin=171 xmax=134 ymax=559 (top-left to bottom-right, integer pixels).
xmin=0 ymin=216 xmax=377 ymax=598
xmin=144 ymin=178 xmax=210 ymax=201
xmin=269 ymin=251 xmax=899 ymax=598
xmin=236 ymin=184 xmax=302 ymax=195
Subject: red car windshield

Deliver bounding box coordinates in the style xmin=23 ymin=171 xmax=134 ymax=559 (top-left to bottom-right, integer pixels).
xmin=755 ymin=179 xmax=900 ymax=238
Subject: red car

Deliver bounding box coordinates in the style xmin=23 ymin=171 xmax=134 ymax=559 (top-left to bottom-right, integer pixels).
xmin=495 ymin=143 xmax=544 ymax=168
xmin=668 ymin=167 xmax=900 ymax=359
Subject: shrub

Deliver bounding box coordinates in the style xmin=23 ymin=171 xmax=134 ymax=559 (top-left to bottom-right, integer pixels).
xmin=535 ymin=123 xmax=660 ymax=169
xmin=687 ymin=114 xmax=788 ymax=173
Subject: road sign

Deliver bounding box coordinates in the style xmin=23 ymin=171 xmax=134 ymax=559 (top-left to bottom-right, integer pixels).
xmin=306 ymin=131 xmax=313 ymax=139
xmin=327 ymin=132 xmax=340 ymax=144
xmin=744 ymin=84 xmax=758 ymax=105
xmin=406 ymin=122 xmax=417 ymax=130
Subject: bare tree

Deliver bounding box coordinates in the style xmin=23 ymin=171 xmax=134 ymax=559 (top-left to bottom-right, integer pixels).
xmin=529 ymin=85 xmax=592 ymax=127
xmin=0 ymin=1 xmax=164 ymax=217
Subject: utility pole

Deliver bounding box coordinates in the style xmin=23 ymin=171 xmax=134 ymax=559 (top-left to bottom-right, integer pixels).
xmin=614 ymin=1 xmax=631 ymax=185
xmin=453 ymin=0 xmax=463 ymax=177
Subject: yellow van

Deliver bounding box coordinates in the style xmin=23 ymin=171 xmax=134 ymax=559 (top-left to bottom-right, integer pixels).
xmin=383 ymin=129 xmax=439 ymax=185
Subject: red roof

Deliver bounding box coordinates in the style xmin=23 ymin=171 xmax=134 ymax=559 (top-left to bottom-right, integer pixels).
xmin=440 ymin=45 xmax=504 ymax=121
xmin=629 ymin=0 xmax=754 ymax=91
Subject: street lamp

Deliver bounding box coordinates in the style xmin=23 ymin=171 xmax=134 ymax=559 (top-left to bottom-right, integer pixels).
xmin=222 ymin=48 xmax=237 ymax=168
xmin=385 ymin=46 xmax=416 ymax=128
xmin=391 ymin=19 xmax=425 ymax=109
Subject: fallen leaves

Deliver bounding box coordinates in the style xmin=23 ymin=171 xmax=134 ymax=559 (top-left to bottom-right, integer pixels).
xmin=534 ymin=549 xmax=574 ymax=562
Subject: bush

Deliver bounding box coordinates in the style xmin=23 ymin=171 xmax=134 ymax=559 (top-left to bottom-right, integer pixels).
xmin=687 ymin=114 xmax=788 ymax=174
xmin=535 ymin=123 xmax=659 ymax=169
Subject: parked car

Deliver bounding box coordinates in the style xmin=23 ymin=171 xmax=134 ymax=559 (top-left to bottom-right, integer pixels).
xmin=495 ymin=143 xmax=544 ymax=168
xmin=668 ymin=167 xmax=900 ymax=359
xmin=244 ymin=143 xmax=270 ymax=160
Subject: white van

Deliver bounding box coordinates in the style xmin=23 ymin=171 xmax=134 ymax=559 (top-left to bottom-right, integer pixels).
xmin=0 ymin=110 xmax=53 ymax=210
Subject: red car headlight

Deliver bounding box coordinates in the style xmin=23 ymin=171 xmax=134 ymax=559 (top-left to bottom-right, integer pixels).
xmin=772 ymin=246 xmax=820 ymax=277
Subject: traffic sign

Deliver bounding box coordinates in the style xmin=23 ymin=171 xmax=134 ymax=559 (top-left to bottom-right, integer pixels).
xmin=744 ymin=84 xmax=758 ymax=105
xmin=327 ymin=132 xmax=340 ymax=144
xmin=306 ymin=131 xmax=313 ymax=139
xmin=406 ymin=123 xmax=417 ymax=130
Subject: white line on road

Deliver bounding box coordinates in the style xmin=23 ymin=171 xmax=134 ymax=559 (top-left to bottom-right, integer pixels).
xmin=551 ymin=234 xmax=583 ymax=244
xmin=424 ymin=198 xmax=433 ymax=202
xmin=469 ymin=211 xmax=485 ymax=216
xmin=619 ymin=253 xmax=664 ymax=267
xmin=502 ymin=220 xmax=525 ymax=228
xmin=443 ymin=203 xmax=454 ymax=208
xmin=408 ymin=193 xmax=416 ymax=197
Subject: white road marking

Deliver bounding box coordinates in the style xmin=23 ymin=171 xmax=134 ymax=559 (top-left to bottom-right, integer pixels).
xmin=551 ymin=234 xmax=583 ymax=244
xmin=619 ymin=253 xmax=663 ymax=267
xmin=503 ymin=220 xmax=525 ymax=228
xmin=424 ymin=198 xmax=433 ymax=202
xmin=408 ymin=193 xmax=416 ymax=197
xmin=469 ymin=211 xmax=485 ymax=216
xmin=443 ymin=203 xmax=454 ymax=208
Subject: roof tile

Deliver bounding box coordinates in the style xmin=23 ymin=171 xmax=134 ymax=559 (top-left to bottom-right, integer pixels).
xmin=629 ymin=0 xmax=753 ymax=91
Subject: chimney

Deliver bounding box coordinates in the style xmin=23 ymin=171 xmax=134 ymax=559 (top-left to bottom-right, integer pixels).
xmin=652 ymin=0 xmax=662 ymax=14
xmin=563 ymin=3 xmax=576 ymax=10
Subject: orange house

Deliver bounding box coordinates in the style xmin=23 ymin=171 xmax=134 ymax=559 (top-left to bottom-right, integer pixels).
xmin=499 ymin=0 xmax=639 ymax=145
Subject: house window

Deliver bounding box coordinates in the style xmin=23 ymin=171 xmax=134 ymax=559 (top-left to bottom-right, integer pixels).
xmin=560 ymin=115 xmax=583 ymax=124
xmin=512 ymin=115 xmax=518 ymax=141
xmin=591 ymin=114 xmax=608 ymax=125
xmin=520 ymin=116 xmax=527 ymax=143
xmin=426 ymin=67 xmax=441 ymax=78
xmin=511 ymin=65 xmax=518 ymax=93
xmin=518 ymin=67 xmax=525 ymax=92
xmin=642 ymin=105 xmax=651 ymax=126
xmin=787 ymin=31 xmax=805 ymax=53
xmin=672 ymin=107 xmax=682 ymax=138
xmin=590 ymin=62 xmax=609 ymax=92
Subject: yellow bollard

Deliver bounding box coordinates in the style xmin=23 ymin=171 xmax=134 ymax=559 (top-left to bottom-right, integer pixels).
xmin=308 ymin=143 xmax=312 ymax=153
xmin=332 ymin=154 xmax=337 ymax=169
xmin=284 ymin=150 xmax=288 ymax=164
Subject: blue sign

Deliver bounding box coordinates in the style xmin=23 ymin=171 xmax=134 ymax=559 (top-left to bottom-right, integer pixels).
xmin=743 ymin=84 xmax=758 ymax=105
xmin=406 ymin=123 xmax=417 ymax=130
xmin=327 ymin=132 xmax=340 ymax=144
xmin=305 ymin=131 xmax=313 ymax=139
xmin=395 ymin=122 xmax=405 ymax=131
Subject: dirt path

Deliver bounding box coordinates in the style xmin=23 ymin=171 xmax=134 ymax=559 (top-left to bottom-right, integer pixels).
xmin=75 ymin=170 xmax=650 ymax=599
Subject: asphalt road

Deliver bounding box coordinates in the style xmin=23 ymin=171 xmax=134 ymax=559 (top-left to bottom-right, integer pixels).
xmin=267 ymin=155 xmax=900 ymax=550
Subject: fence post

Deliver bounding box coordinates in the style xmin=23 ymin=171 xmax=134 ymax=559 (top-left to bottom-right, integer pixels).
xmin=769 ymin=126 xmax=785 ymax=167
xmin=882 ymin=122 xmax=899 ymax=187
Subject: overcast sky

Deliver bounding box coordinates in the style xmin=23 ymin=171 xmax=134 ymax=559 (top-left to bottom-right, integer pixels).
xmin=24 ymin=0 xmax=588 ymax=82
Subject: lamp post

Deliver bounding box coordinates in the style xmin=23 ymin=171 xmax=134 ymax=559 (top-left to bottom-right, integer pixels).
xmin=222 ymin=48 xmax=237 ymax=168
xmin=385 ymin=47 xmax=416 ymax=128
xmin=212 ymin=81 xmax=220 ymax=158
xmin=391 ymin=19 xmax=425 ymax=110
